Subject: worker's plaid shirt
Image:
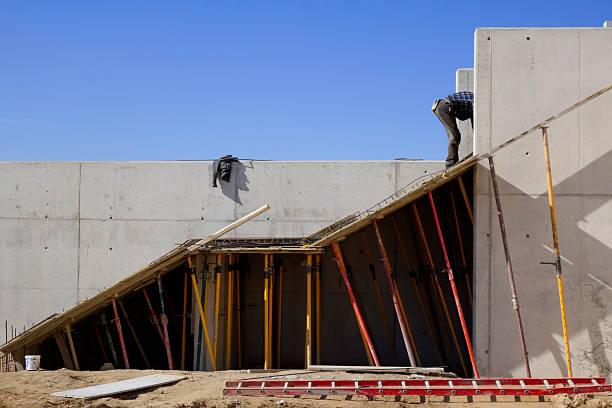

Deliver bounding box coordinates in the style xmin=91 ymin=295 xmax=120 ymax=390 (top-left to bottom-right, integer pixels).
xmin=446 ymin=92 xmax=473 ymax=121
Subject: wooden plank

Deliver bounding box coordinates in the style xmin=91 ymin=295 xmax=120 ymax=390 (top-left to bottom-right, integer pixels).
xmin=307 ymin=365 xmax=446 ymax=375
xmin=187 ymin=205 xmax=270 ymax=251
xmin=51 ymin=374 xmax=186 ymax=399
xmin=54 ymin=333 xmax=75 ymax=371
xmin=207 ymin=247 xmax=324 ymax=254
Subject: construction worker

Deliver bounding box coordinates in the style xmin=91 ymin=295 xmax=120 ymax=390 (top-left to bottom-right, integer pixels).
xmin=432 ymin=91 xmax=473 ymax=168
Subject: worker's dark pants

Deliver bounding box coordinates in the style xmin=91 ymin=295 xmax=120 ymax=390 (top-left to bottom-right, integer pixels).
xmin=433 ymin=99 xmax=461 ymax=165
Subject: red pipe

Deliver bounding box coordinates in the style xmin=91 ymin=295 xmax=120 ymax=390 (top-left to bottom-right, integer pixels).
xmin=111 ymin=298 xmax=130 ymax=369
xmin=142 ymin=288 xmax=165 ymax=346
xmin=91 ymin=317 xmax=109 ymax=362
xmin=372 ymin=219 xmax=417 ymax=367
xmin=489 ymin=156 xmax=531 ymax=377
xmin=331 ymin=242 xmax=380 ymax=366
xmin=428 ymin=190 xmax=479 ymax=378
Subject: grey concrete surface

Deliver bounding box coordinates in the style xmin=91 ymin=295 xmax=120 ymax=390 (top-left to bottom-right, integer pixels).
xmin=473 ymin=27 xmax=612 ymax=379
xmin=456 ymin=68 xmax=474 ymax=161
xmin=0 ymin=160 xmax=444 ymax=339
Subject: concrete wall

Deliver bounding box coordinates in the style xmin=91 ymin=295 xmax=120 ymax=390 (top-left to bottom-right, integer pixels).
xmin=456 ymin=68 xmax=474 ymax=161
xmin=473 ymin=27 xmax=612 ymax=378
xmin=0 ymin=160 xmax=444 ymax=338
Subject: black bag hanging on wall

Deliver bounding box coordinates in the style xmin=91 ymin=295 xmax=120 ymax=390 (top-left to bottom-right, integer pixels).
xmin=212 ymin=155 xmax=239 ymax=187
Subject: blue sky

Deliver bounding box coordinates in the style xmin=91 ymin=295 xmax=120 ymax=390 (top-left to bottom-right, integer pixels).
xmin=1 ymin=2 xmax=610 ymax=161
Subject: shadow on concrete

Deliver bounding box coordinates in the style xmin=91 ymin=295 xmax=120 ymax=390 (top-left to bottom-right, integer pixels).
xmin=479 ymin=148 xmax=612 ymax=378
xmin=219 ymin=161 xmax=251 ymax=205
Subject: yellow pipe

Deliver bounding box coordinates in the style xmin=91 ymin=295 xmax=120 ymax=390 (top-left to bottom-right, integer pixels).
xmin=315 ymin=254 xmax=321 ymax=365
xmin=305 ymin=254 xmax=313 ymax=368
xmin=225 ymin=254 xmax=234 ymax=369
xmin=65 ymin=324 xmax=80 ymax=371
xmin=542 ymin=127 xmax=572 ymax=377
xmin=458 ymin=176 xmax=473 ymax=224
xmin=213 ymin=254 xmax=222 ymax=364
xmin=277 ymin=263 xmax=283 ymax=368
xmin=413 ymin=204 xmax=467 ymax=376
xmin=188 ymin=256 xmax=216 ymax=371
xmin=264 ymin=254 xmax=270 ymax=369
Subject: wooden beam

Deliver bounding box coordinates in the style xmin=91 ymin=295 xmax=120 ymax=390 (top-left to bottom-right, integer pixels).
xmin=187 ymin=205 xmax=270 ymax=252
xmin=54 ymin=332 xmax=75 ymax=370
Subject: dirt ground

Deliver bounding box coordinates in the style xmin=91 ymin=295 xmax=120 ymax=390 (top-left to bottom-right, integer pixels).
xmin=0 ymin=369 xmax=610 ymax=408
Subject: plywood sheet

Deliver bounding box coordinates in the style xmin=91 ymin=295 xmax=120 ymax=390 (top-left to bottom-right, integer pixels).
xmin=51 ymin=374 xmax=186 ymax=399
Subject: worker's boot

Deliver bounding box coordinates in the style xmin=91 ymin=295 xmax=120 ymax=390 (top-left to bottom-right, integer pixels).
xmin=445 ymin=159 xmax=457 ymax=169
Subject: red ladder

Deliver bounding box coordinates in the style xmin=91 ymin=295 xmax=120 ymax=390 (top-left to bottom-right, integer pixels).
xmin=224 ymin=377 xmax=610 ymax=396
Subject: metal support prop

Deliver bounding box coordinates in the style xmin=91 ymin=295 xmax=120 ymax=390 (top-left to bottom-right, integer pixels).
xmin=213 ymin=254 xmax=222 ymax=364
xmin=315 ymin=255 xmax=321 ymax=365
xmin=331 ymin=242 xmax=380 ymax=366
xmin=156 ymin=275 xmax=174 ymax=369
xmin=371 ymin=220 xmax=416 ymax=367
xmin=413 ymin=204 xmax=466 ymax=376
xmin=91 ymin=317 xmax=109 ymax=363
xmin=118 ymin=300 xmax=150 ymax=368
xmin=264 ymin=254 xmax=271 ymax=369
xmin=361 ymin=231 xmax=395 ymax=357
xmin=458 ymin=176 xmax=473 ymax=224
xmin=65 ymin=324 xmax=80 ymax=371
xmin=450 ymin=192 xmax=473 ymax=309
xmin=142 ymin=289 xmax=167 ymax=358
xmin=428 ymin=191 xmax=479 ymax=378
xmin=100 ymin=312 xmax=119 ymax=368
xmin=305 ymin=255 xmax=313 ymax=368
xmin=188 ymin=256 xmax=216 ymax=371
xmin=111 ymin=298 xmax=130 ymax=369
xmin=391 ymin=216 xmax=443 ymax=364
xmin=181 ymin=271 xmax=188 ymax=370
xmin=392 ymin=279 xmax=421 ymax=366
xmin=236 ymin=256 xmax=242 ymax=369
xmin=226 ymin=254 xmax=234 ymax=369
xmin=335 ymin=252 xmax=374 ymax=366
xmin=195 ymin=259 xmax=210 ymax=370
xmin=488 ymin=156 xmax=532 ymax=377
xmin=276 ymin=261 xmax=283 ymax=369
xmin=268 ymin=255 xmax=274 ymax=369
xmin=541 ymin=127 xmax=572 ymax=377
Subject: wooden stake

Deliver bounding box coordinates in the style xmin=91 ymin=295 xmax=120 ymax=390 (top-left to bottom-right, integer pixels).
xmin=65 ymin=324 xmax=80 ymax=371
xmin=54 ymin=332 xmax=75 ymax=370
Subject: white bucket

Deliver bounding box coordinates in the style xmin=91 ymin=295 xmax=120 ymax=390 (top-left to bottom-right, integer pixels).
xmin=25 ymin=355 xmax=41 ymax=371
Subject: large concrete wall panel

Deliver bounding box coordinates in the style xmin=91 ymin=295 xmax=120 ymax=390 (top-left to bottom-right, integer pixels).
xmin=1 ymin=159 xmax=444 ymax=339
xmin=474 ymin=27 xmax=612 ymax=378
